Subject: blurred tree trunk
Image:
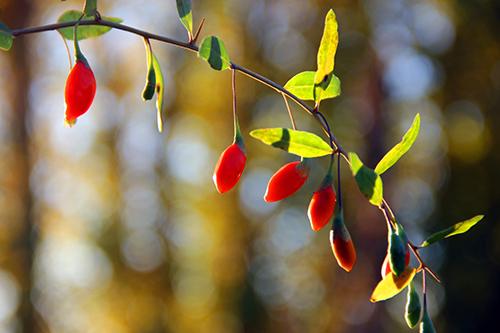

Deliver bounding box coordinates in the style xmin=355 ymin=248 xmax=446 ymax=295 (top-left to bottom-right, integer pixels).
xmin=1 ymin=0 xmax=40 ymax=332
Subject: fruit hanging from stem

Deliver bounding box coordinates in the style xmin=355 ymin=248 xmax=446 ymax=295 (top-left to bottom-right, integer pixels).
xmin=308 ymin=158 xmax=336 ymax=231
xmin=64 ymin=23 xmax=96 ymax=126
xmin=330 ymin=208 xmax=356 ymax=272
xmin=264 ymin=160 xmax=310 ymax=202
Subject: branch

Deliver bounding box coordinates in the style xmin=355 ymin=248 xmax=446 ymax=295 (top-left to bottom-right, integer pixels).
xmin=12 ymin=17 xmax=440 ymax=284
xmin=11 ymin=18 xmax=346 ymax=156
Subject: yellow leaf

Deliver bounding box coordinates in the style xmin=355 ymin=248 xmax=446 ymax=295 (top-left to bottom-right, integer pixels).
xmin=370 ymin=268 xmax=416 ymax=302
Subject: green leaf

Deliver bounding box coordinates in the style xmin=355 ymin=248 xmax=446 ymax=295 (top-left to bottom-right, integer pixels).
xmin=198 ymin=36 xmax=231 ymax=71
xmin=349 ymin=152 xmax=383 ymax=206
xmin=284 ymin=71 xmax=341 ymax=103
xmin=152 ymin=53 xmax=165 ymax=133
xmin=314 ymin=9 xmax=339 ymax=84
xmin=83 ymin=0 xmax=98 ymax=17
xmin=250 ymin=128 xmax=333 ymax=158
xmin=0 ymin=22 xmax=13 ymax=51
xmin=375 ymin=113 xmax=421 ymax=175
xmin=420 ymin=307 xmax=436 ymax=333
xmin=176 ymin=0 xmax=193 ymax=37
xmin=405 ymin=281 xmax=422 ymax=328
xmin=389 ymin=230 xmax=406 ymax=276
xmin=57 ymin=10 xmax=123 ymax=40
xmin=142 ymin=39 xmax=156 ymax=101
xmin=420 ymin=215 xmax=484 ymax=247
xmin=370 ymin=267 xmax=416 ymax=302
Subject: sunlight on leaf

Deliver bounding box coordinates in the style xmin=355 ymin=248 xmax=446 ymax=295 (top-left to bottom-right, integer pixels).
xmin=176 ymin=0 xmax=193 ymax=37
xmin=250 ymin=128 xmax=333 ymax=158
xmin=420 ymin=215 xmax=484 ymax=247
xmin=314 ymin=9 xmax=339 ymax=84
xmin=375 ymin=113 xmax=421 ymax=175
xmin=58 ymin=10 xmax=123 ymax=40
xmin=198 ymin=36 xmax=231 ymax=71
xmin=370 ymin=268 xmax=416 ymax=302
xmin=284 ymin=71 xmax=341 ymax=103
xmin=349 ymin=152 xmax=383 ymax=206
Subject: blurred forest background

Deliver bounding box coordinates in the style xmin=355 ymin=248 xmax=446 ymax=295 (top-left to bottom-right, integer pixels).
xmin=0 ymin=0 xmax=499 ymax=332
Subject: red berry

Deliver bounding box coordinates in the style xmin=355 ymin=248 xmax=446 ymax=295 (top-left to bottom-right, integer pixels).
xmin=381 ymin=246 xmax=411 ymax=278
xmin=213 ymin=143 xmax=246 ymax=193
xmin=308 ymin=185 xmax=336 ymax=231
xmin=330 ymin=228 xmax=357 ymax=272
xmin=64 ymin=60 xmax=96 ymax=125
xmin=264 ymin=161 xmax=309 ymax=202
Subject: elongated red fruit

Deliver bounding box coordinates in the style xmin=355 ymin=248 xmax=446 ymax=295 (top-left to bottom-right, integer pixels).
xmin=381 ymin=248 xmax=411 ymax=278
xmin=330 ymin=213 xmax=356 ymax=272
xmin=64 ymin=60 xmax=96 ymax=125
xmin=264 ymin=161 xmax=309 ymax=202
xmin=213 ymin=143 xmax=246 ymax=193
xmin=308 ymin=183 xmax=336 ymax=232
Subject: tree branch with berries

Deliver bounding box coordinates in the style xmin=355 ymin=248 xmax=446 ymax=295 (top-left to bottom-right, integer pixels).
xmin=0 ymin=1 xmax=485 ymax=331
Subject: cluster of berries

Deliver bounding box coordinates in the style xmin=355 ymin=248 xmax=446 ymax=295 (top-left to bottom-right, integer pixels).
xmin=213 ymin=141 xmax=358 ymax=272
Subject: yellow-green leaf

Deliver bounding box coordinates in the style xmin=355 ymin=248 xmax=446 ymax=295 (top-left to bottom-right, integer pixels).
xmin=198 ymin=36 xmax=231 ymax=71
xmin=142 ymin=39 xmax=156 ymax=101
xmin=58 ymin=10 xmax=123 ymax=40
xmin=176 ymin=0 xmax=193 ymax=37
xmin=250 ymin=128 xmax=333 ymax=158
xmin=0 ymin=22 xmax=13 ymax=51
xmin=370 ymin=268 xmax=416 ymax=302
xmin=349 ymin=152 xmax=384 ymax=207
xmin=420 ymin=215 xmax=484 ymax=247
xmin=284 ymin=71 xmax=341 ymax=103
xmin=375 ymin=113 xmax=420 ymax=175
xmin=152 ymin=54 xmax=165 ymax=132
xmin=314 ymin=9 xmax=339 ymax=84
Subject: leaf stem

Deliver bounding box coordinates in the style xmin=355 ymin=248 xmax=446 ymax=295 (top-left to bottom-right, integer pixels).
xmin=281 ymin=93 xmax=297 ymax=130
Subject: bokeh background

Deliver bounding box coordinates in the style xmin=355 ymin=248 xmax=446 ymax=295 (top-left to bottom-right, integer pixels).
xmin=0 ymin=0 xmax=499 ymax=332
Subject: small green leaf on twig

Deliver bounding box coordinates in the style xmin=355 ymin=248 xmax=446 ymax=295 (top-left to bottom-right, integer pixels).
xmin=176 ymin=0 xmax=193 ymax=39
xmin=0 ymin=22 xmax=13 ymax=51
xmin=58 ymin=10 xmax=123 ymax=40
xmin=349 ymin=152 xmax=384 ymax=207
xmin=314 ymin=9 xmax=339 ymax=85
xmin=420 ymin=215 xmax=484 ymax=247
xmin=250 ymin=128 xmax=333 ymax=158
xmin=375 ymin=113 xmax=420 ymax=175
xmin=284 ymin=71 xmax=341 ymax=103
xmin=198 ymin=36 xmax=231 ymax=71
xmin=152 ymin=53 xmax=165 ymax=133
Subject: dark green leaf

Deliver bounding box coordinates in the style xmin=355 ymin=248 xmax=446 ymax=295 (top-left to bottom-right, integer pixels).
xmin=0 ymin=22 xmax=13 ymax=51
xmin=250 ymin=128 xmax=333 ymax=158
xmin=420 ymin=215 xmax=484 ymax=247
xmin=142 ymin=39 xmax=156 ymax=101
xmin=58 ymin=10 xmax=123 ymax=40
xmin=152 ymin=53 xmax=165 ymax=133
xmin=284 ymin=71 xmax=341 ymax=103
xmin=83 ymin=0 xmax=98 ymax=17
xmin=389 ymin=230 xmax=406 ymax=276
xmin=375 ymin=113 xmax=421 ymax=175
xmin=349 ymin=152 xmax=383 ymax=206
xmin=405 ymin=281 xmax=421 ymax=328
xmin=198 ymin=36 xmax=231 ymax=71
xmin=314 ymin=9 xmax=339 ymax=84
xmin=176 ymin=0 xmax=193 ymax=37
xmin=420 ymin=307 xmax=436 ymax=333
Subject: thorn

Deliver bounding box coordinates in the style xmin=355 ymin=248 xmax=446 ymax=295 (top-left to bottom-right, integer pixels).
xmin=192 ymin=18 xmax=206 ymax=44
